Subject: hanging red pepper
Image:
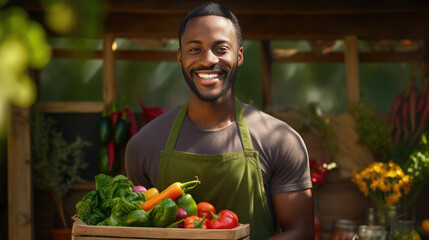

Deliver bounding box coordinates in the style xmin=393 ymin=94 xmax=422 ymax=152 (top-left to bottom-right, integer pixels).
xmin=107 ymin=139 xmax=116 ymax=171
xmin=137 ymin=95 xmax=167 ymax=123
xmin=110 ymin=102 xmax=120 ymax=132
xmin=208 ymin=210 xmax=239 ymax=229
xmin=184 ymin=215 xmax=207 ymax=229
xmin=124 ymin=107 xmax=139 ymax=138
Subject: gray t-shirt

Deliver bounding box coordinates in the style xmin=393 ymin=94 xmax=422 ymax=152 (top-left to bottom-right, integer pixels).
xmin=125 ymin=102 xmax=312 ymax=197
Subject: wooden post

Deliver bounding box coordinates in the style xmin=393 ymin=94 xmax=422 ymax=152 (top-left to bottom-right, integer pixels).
xmin=344 ymin=35 xmax=361 ymax=110
xmin=8 ymin=106 xmax=32 ymax=240
xmin=103 ymin=34 xmax=117 ymax=105
xmin=260 ymin=40 xmax=273 ymax=110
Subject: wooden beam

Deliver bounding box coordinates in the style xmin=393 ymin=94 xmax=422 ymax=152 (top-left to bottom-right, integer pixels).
xmin=52 ymin=49 xmax=177 ymax=61
xmin=103 ymin=34 xmax=117 ymax=104
xmin=40 ymin=101 xmax=104 ymax=113
xmin=260 ymin=40 xmax=273 ymax=110
xmin=102 ymin=11 xmax=429 ymax=40
xmin=17 ymin=0 xmax=429 ymax=15
xmin=344 ymin=35 xmax=361 ymax=109
xmin=8 ymin=106 xmax=32 ymax=240
xmin=272 ymin=51 xmax=424 ymax=63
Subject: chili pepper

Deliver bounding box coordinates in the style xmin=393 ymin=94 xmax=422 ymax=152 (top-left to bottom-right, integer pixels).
xmin=150 ymin=198 xmax=178 ymax=227
xmin=208 ymin=210 xmax=239 ymax=229
xmin=98 ymin=144 xmax=119 ymax=174
xmin=99 ymin=106 xmax=111 ymax=145
xmin=176 ymin=193 xmax=198 ymax=217
xmin=137 ymin=95 xmax=167 ymax=123
xmin=140 ymin=178 xmax=200 ymax=211
xmin=401 ymin=98 xmax=409 ymax=142
xmin=110 ymin=102 xmax=120 ymax=132
xmin=124 ymin=209 xmax=151 ymax=227
xmin=409 ymin=86 xmax=418 ymax=132
xmin=125 ymin=107 xmax=139 ymax=138
xmin=412 ymin=92 xmax=429 ymax=142
xmin=197 ymin=202 xmax=216 ymax=221
xmin=390 ymin=94 xmax=403 ymax=124
xmin=184 ymin=215 xmax=207 ymax=229
xmin=113 ymin=110 xmax=130 ymax=145
xmin=107 ymin=139 xmax=116 ymax=172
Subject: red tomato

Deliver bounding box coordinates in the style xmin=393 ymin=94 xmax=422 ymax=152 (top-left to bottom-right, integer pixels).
xmin=197 ymin=202 xmax=216 ymax=220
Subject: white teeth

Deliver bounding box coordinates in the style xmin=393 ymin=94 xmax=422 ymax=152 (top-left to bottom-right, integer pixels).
xmin=197 ymin=73 xmax=219 ymax=79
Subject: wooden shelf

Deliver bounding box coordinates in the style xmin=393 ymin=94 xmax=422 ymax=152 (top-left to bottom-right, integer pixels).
xmin=73 ymin=181 xmax=96 ymax=191
xmin=40 ymin=101 xmax=104 ymax=113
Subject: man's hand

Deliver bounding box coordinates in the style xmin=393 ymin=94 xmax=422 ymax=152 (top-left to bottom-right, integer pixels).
xmin=268 ymin=189 xmax=314 ymax=240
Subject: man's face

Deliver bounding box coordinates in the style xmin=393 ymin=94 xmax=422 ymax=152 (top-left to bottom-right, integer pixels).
xmin=178 ymin=15 xmax=243 ymax=102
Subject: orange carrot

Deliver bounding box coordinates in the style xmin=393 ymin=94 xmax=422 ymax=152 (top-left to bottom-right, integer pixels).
xmin=140 ymin=179 xmax=200 ymax=211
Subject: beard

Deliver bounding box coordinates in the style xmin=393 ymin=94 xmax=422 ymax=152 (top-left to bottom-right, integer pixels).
xmin=181 ymin=62 xmax=238 ymax=103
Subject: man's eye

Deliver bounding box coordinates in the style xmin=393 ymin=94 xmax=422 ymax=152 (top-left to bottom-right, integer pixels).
xmin=189 ymin=48 xmax=200 ymax=53
xmin=217 ymin=47 xmax=228 ymax=53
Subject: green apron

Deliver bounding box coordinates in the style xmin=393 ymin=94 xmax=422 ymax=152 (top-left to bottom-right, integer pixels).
xmin=159 ymin=98 xmax=276 ymax=239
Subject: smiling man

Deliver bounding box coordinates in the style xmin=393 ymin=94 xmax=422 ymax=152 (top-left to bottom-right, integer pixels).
xmin=125 ymin=2 xmax=314 ymax=239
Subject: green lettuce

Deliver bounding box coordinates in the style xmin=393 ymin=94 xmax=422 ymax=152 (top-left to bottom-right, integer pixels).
xmin=75 ymin=173 xmax=144 ymax=226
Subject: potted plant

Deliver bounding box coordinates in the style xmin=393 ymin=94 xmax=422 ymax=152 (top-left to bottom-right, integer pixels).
xmin=30 ymin=106 xmax=91 ymax=239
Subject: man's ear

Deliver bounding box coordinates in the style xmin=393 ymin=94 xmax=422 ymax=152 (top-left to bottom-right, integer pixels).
xmin=238 ymin=47 xmax=244 ymax=66
xmin=177 ymin=48 xmax=182 ymax=67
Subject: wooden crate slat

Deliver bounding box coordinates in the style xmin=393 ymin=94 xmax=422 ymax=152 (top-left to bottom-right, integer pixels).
xmin=72 ymin=222 xmax=249 ymax=240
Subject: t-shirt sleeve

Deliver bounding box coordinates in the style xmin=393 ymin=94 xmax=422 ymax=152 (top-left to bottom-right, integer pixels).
xmin=125 ymin=134 xmax=153 ymax=188
xmin=269 ymin=124 xmax=312 ymax=194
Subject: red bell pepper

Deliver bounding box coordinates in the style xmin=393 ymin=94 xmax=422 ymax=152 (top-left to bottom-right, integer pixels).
xmin=208 ymin=210 xmax=239 ymax=229
xmin=197 ymin=202 xmax=216 ymax=221
xmin=184 ymin=215 xmax=207 ymax=229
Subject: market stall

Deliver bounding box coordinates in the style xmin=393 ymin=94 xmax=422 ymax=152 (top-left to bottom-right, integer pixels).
xmin=4 ymin=1 xmax=429 ymax=240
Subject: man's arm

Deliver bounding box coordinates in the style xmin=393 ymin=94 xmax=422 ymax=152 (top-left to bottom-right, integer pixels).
xmin=268 ymin=189 xmax=314 ymax=240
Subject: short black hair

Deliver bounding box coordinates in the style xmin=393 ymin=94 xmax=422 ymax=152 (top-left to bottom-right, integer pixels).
xmin=178 ymin=2 xmax=242 ymax=49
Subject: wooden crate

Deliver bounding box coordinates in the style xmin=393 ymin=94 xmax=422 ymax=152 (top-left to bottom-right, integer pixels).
xmin=71 ymin=220 xmax=250 ymax=240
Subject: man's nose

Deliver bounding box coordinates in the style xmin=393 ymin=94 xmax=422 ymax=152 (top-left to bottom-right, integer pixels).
xmin=200 ymin=50 xmax=219 ymax=66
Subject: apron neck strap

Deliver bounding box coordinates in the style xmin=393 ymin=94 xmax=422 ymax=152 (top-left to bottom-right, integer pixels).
xmin=164 ymin=97 xmax=254 ymax=152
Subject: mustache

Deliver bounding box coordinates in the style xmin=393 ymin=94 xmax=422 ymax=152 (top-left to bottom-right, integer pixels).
xmin=189 ymin=64 xmax=228 ymax=75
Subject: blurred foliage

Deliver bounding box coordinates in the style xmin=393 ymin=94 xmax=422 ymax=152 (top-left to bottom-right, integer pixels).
xmin=351 ymin=100 xmax=395 ymax=161
xmin=0 ymin=0 xmax=105 ymax=136
xmin=0 ymin=4 xmax=51 ymax=136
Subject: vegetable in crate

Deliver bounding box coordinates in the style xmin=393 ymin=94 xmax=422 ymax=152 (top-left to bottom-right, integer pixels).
xmin=208 ymin=210 xmax=239 ymax=229
xmin=184 ymin=215 xmax=208 ymax=229
xmin=144 ymin=187 xmax=159 ymax=201
xmin=140 ymin=178 xmax=200 ymax=211
xmin=176 ymin=193 xmax=198 ymax=216
xmin=197 ymin=202 xmax=216 ymax=220
xmin=75 ymin=174 xmax=145 ymax=226
xmin=150 ymin=198 xmax=178 ymax=227
xmin=124 ymin=209 xmax=150 ymax=227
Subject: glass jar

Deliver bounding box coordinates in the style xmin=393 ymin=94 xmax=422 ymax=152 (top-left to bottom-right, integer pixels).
xmin=331 ymin=219 xmax=358 ymax=240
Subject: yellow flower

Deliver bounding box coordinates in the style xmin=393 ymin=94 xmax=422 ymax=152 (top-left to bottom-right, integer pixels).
xmin=352 ymin=161 xmax=411 ymax=207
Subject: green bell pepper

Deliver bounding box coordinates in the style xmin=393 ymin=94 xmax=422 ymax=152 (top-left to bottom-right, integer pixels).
xmin=124 ymin=209 xmax=151 ymax=227
xmin=176 ymin=193 xmax=198 ymax=217
xmin=150 ymin=198 xmax=177 ymax=227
